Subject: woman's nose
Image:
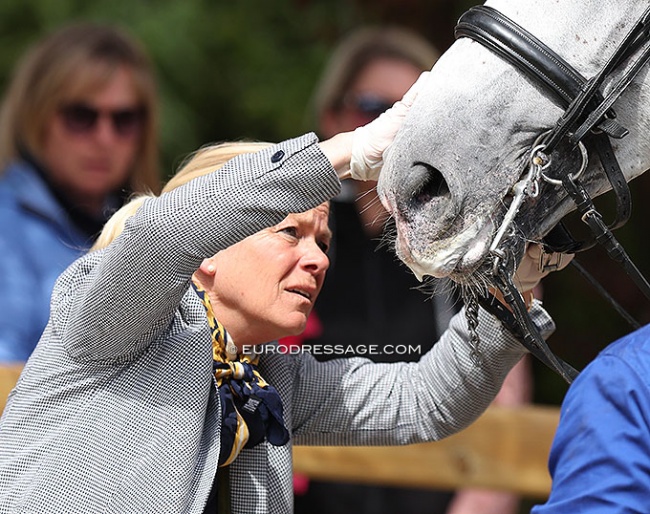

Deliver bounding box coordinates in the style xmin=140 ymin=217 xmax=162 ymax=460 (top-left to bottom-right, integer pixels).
xmin=301 ymin=241 xmax=330 ymax=274
xmin=94 ymin=116 xmax=120 ymax=145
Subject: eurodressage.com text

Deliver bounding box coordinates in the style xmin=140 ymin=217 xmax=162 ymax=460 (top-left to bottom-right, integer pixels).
xmin=242 ymin=344 xmax=423 ymax=357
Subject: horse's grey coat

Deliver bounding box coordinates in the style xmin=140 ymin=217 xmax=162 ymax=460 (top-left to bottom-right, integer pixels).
xmin=378 ymin=0 xmax=650 ymax=285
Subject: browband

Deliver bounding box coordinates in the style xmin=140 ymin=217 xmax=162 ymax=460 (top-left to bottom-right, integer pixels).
xmin=455 ymin=4 xmax=625 ymax=139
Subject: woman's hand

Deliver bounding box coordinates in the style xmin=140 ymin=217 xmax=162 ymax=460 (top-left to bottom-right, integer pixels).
xmin=490 ymin=243 xmax=573 ymax=311
xmin=514 ymin=243 xmax=573 ymax=292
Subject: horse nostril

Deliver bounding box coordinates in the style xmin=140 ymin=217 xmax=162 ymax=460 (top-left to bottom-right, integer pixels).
xmin=409 ymin=162 xmax=450 ymax=209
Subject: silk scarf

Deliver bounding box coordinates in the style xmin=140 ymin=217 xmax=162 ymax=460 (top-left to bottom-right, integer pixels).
xmin=192 ymin=282 xmax=290 ymax=467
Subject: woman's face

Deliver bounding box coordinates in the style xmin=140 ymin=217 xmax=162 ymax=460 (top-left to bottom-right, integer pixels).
xmin=321 ymin=56 xmax=422 ymax=137
xmin=206 ymin=203 xmax=331 ymax=346
xmin=40 ymin=65 xmax=144 ymax=214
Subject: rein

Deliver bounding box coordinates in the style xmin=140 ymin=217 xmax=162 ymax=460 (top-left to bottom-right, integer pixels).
xmin=454 ymin=4 xmax=650 ymax=383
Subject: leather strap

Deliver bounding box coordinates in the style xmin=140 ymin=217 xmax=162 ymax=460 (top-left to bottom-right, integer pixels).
xmin=590 ymin=133 xmax=632 ymax=231
xmin=478 ymin=287 xmax=579 ymax=383
xmin=455 ymin=5 xmax=587 ymax=108
xmin=543 ymin=4 xmax=650 ymax=153
xmin=453 ymin=4 xmax=650 ymax=379
xmin=455 ymin=4 xmax=624 ymax=142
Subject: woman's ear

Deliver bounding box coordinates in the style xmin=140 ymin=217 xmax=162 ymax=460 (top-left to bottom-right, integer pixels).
xmin=198 ymin=257 xmax=217 ymax=276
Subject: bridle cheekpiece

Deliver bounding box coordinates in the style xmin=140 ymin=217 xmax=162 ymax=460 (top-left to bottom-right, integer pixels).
xmin=454 ymin=4 xmax=650 ymax=383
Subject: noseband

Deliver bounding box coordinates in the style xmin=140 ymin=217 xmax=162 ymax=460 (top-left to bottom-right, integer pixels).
xmin=454 ymin=5 xmax=650 ymax=383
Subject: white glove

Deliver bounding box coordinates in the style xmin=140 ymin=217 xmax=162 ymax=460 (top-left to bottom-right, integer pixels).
xmin=349 ymin=71 xmax=430 ymax=181
xmin=490 ymin=243 xmax=573 ymax=311
xmin=513 ymin=243 xmax=574 ymax=292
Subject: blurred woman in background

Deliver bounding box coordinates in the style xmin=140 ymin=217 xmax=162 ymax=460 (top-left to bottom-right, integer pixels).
xmin=0 ymin=22 xmax=161 ymax=362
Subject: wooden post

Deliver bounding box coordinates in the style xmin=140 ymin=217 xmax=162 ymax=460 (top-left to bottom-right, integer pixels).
xmin=0 ymin=365 xmax=23 ymax=413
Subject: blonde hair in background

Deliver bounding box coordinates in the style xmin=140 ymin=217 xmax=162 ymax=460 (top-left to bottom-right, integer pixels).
xmin=163 ymin=141 xmax=272 ymax=193
xmin=311 ymin=26 xmax=440 ymax=125
xmin=91 ymin=141 xmax=272 ymax=251
xmin=90 ymin=195 xmax=153 ymax=251
xmin=0 ymin=22 xmax=161 ymax=195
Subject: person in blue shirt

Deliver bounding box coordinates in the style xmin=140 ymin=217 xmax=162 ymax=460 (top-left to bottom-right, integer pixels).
xmin=532 ymin=324 xmax=650 ymax=513
xmin=0 ymin=22 xmax=161 ymax=362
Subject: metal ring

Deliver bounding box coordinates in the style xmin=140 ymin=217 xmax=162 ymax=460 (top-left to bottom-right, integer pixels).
xmin=530 ymin=144 xmax=551 ymax=170
xmin=540 ymin=140 xmax=588 ymax=186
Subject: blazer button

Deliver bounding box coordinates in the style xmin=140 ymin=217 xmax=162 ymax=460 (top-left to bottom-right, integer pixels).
xmin=271 ymin=150 xmax=285 ymax=163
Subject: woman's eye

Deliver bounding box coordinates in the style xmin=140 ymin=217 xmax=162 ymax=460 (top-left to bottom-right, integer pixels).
xmin=318 ymin=241 xmax=330 ymax=253
xmin=280 ymin=227 xmax=298 ymax=238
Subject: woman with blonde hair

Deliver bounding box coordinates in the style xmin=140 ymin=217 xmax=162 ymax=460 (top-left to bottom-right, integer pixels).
xmin=0 ymin=78 xmax=562 ymax=513
xmin=0 ymin=22 xmax=161 ymax=362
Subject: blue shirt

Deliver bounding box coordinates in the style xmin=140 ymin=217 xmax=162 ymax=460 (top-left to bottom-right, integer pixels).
xmin=532 ymin=323 xmax=650 ymax=513
xmin=0 ymin=161 xmax=92 ymax=362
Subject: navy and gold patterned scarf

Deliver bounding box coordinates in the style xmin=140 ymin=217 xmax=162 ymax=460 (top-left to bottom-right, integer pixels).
xmin=192 ymin=282 xmax=290 ymax=467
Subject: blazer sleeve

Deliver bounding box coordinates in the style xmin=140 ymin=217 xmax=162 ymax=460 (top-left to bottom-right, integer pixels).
xmin=52 ymin=134 xmax=340 ymax=362
xmin=289 ymin=300 xmax=554 ymax=445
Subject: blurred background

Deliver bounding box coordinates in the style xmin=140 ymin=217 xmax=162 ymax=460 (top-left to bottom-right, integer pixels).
xmin=0 ymin=0 xmax=476 ymax=177
xmin=3 ymin=0 xmax=650 ymax=406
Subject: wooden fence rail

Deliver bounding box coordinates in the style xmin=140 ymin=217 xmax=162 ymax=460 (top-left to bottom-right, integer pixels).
xmin=1 ymin=365 xmax=558 ymax=498
xmin=294 ymin=404 xmax=559 ymax=498
xmin=0 ymin=364 xmax=23 ymax=413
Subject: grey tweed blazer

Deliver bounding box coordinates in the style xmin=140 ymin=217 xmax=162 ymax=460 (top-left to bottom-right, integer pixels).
xmin=0 ymin=133 xmax=554 ymax=513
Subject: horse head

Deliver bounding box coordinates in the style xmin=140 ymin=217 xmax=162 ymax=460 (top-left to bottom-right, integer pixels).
xmin=378 ymin=0 xmax=650 ymax=287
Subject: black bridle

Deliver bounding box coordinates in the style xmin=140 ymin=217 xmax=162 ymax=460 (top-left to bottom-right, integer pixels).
xmin=454 ymin=4 xmax=650 ymax=383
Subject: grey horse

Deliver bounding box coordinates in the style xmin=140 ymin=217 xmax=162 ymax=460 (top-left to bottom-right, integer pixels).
xmin=378 ymin=0 xmax=650 ymax=289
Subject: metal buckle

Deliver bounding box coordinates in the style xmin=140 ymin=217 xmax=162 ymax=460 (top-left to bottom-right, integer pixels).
xmin=538 ymin=250 xmax=564 ymax=272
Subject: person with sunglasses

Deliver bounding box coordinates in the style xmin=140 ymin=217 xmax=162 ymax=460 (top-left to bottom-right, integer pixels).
xmin=0 ymin=68 xmax=563 ymax=509
xmin=0 ymin=22 xmax=161 ymax=363
xmin=295 ymin=27 xmax=534 ymax=514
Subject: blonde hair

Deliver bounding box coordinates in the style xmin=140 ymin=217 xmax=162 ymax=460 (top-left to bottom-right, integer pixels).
xmin=91 ymin=141 xmax=272 ymax=251
xmin=163 ymin=141 xmax=272 ymax=193
xmin=311 ymin=26 xmax=439 ymax=124
xmin=0 ymin=22 xmax=161 ymax=195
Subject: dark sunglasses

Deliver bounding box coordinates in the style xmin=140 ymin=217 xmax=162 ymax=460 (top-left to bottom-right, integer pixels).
xmin=344 ymin=94 xmax=394 ymax=121
xmin=59 ymin=103 xmax=146 ymax=138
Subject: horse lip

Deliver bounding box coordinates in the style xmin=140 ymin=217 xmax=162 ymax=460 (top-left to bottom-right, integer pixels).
xmin=456 ymin=218 xmax=496 ymax=273
xmin=449 ymin=198 xmax=520 ymax=283
xmin=393 ymin=231 xmax=427 ymax=281
xmin=399 ymin=218 xmax=496 ymax=280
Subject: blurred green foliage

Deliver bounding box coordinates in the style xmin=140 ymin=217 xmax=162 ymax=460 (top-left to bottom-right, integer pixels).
xmin=0 ymin=0 xmax=473 ymax=177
